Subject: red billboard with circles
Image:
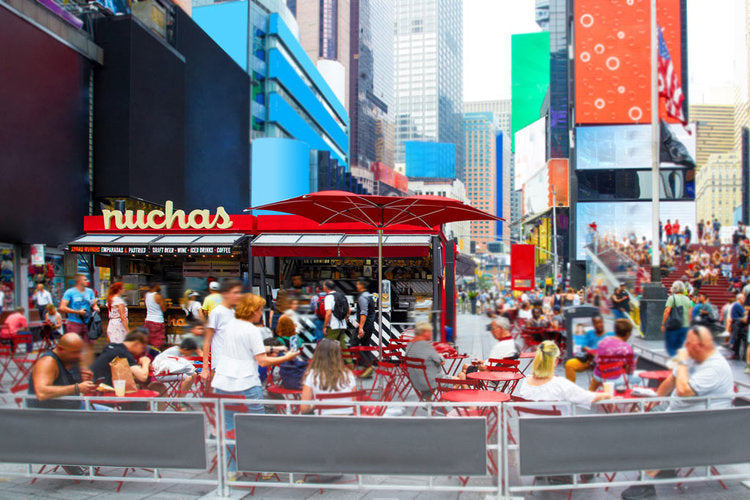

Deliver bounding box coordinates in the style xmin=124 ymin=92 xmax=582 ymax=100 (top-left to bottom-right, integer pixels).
xmin=574 ymin=0 xmax=684 ymax=125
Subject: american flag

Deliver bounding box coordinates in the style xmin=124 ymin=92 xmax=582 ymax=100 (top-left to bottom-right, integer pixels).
xmin=657 ymin=26 xmax=687 ymax=127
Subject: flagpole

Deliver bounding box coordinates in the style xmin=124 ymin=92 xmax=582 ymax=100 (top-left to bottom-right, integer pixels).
xmin=650 ymin=0 xmax=661 ymax=283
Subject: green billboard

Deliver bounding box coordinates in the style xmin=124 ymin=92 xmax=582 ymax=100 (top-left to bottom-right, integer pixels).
xmin=511 ymin=32 xmax=550 ymax=151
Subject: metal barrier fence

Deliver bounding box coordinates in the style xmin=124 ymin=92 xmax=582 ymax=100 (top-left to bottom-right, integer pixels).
xmin=3 ymin=393 xmax=750 ymax=498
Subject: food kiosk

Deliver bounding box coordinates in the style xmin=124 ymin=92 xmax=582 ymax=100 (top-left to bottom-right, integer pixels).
xmin=65 ymin=203 xmax=458 ymax=348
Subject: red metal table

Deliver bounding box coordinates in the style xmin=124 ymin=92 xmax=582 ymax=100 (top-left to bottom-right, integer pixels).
xmin=440 ymin=389 xmax=510 ymax=403
xmin=639 ymin=370 xmax=672 ymax=387
xmin=467 ymin=370 xmax=524 ymax=394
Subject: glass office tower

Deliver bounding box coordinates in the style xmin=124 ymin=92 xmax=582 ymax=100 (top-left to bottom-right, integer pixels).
xmin=394 ymin=0 xmax=464 ymax=180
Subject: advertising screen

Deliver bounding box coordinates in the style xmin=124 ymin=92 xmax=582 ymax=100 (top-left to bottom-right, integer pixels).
xmin=575 ymin=200 xmax=695 ymax=260
xmin=574 ymin=0 xmax=684 ymax=125
xmin=576 ymin=123 xmax=695 ymax=170
xmin=514 ymin=118 xmax=546 ymax=191
xmin=511 ymin=244 xmax=536 ymax=291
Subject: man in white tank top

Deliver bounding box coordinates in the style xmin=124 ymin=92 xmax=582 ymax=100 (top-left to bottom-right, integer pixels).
xmin=144 ymin=284 xmax=167 ymax=348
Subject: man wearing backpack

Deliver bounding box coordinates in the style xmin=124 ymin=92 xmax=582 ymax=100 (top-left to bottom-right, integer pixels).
xmin=353 ymin=278 xmax=377 ymax=375
xmin=322 ymin=280 xmax=351 ymax=360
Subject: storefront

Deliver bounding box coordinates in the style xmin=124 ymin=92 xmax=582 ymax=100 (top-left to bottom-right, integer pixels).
xmin=66 ymin=201 xmax=253 ymax=339
xmin=250 ymin=214 xmax=457 ymax=346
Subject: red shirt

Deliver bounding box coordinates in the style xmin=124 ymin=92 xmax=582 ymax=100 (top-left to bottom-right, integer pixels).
xmin=2 ymin=312 xmax=28 ymax=338
xmin=673 ymin=222 xmax=680 ymax=234
xmin=664 ymin=223 xmax=673 ymax=235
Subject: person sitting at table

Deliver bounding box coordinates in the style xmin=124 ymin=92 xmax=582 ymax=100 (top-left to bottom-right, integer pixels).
xmin=564 ymin=315 xmax=613 ymax=388
xmin=404 ymin=322 xmax=444 ymax=399
xmin=592 ymin=319 xmax=641 ymax=390
xmin=45 ymin=304 xmax=63 ymax=339
xmin=517 ymin=301 xmax=532 ymax=320
xmin=488 ymin=316 xmax=519 ymax=360
xmin=28 ymin=333 xmax=96 ymax=409
xmin=550 ymin=306 xmax=564 ymax=329
xmin=1 ymin=306 xmax=31 ymax=353
xmin=528 ymin=307 xmax=550 ymax=329
xmin=154 ymin=337 xmax=202 ymax=395
xmin=517 ymin=340 xmax=612 ymax=415
xmin=620 ymin=326 xmax=734 ymax=500
xmin=90 ymin=328 xmax=152 ymax=387
xmin=300 ymin=338 xmax=356 ymax=414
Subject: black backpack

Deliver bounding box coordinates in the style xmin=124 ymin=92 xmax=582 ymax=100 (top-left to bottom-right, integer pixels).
xmin=332 ymin=291 xmax=349 ymax=321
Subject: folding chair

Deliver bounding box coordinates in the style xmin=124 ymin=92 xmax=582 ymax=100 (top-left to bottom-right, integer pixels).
xmin=402 ymin=357 xmax=439 ymax=412
xmin=592 ymin=353 xmax=635 ymax=392
xmin=487 ymin=358 xmax=521 ymax=372
xmin=0 ymin=343 xmax=13 ymax=387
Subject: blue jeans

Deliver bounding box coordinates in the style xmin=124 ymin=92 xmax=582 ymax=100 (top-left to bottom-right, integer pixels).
xmin=665 ymin=327 xmax=688 ymax=356
xmin=214 ymin=385 xmax=264 ymax=472
xmin=612 ymin=309 xmax=627 ymax=320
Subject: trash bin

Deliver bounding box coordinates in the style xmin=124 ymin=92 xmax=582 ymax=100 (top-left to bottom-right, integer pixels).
xmin=563 ymin=305 xmax=601 ymax=360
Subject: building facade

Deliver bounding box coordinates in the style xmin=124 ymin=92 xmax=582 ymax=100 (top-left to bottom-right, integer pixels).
xmin=464 ymin=112 xmax=499 ymax=254
xmin=193 ymin=0 xmax=349 ymax=169
xmin=349 ymin=0 xmax=395 ymax=173
xmin=696 ymin=151 xmax=742 ymax=226
xmin=292 ymin=0 xmax=351 ymax=110
xmin=408 ymin=178 xmax=470 ymax=250
xmin=690 ymin=104 xmax=739 ymax=169
xmin=394 ymin=0 xmax=464 ymax=180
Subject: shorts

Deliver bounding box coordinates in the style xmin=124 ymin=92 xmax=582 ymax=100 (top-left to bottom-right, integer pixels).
xmin=144 ymin=320 xmax=166 ymax=348
xmin=67 ymin=321 xmax=88 ymax=339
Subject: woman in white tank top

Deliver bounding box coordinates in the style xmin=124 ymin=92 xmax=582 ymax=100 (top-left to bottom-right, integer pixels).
xmin=144 ymin=284 xmax=167 ymax=348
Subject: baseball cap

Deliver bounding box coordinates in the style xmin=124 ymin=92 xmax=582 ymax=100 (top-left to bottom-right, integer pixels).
xmin=209 ymin=281 xmax=220 ymax=291
xmin=188 ymin=290 xmax=199 ymax=297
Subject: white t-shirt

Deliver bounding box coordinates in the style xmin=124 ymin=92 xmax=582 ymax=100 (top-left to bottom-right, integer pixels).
xmin=668 ymin=351 xmax=734 ymax=411
xmin=211 ymin=319 xmax=265 ymax=392
xmin=517 ymin=377 xmax=595 ymax=415
xmin=0 ymin=290 xmax=5 ymax=308
xmin=489 ymin=338 xmax=519 ymax=360
xmin=184 ymin=300 xmax=202 ymax=320
xmin=303 ymin=370 xmax=356 ymax=415
xmin=34 ymin=290 xmax=53 ymax=306
xmin=324 ymin=293 xmax=348 ymax=330
xmin=206 ymin=304 xmax=236 ymax=367
xmin=518 ymin=309 xmax=532 ymax=319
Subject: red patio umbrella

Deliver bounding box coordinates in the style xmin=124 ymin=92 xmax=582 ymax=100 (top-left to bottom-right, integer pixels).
xmin=248 ymin=191 xmax=503 ymax=356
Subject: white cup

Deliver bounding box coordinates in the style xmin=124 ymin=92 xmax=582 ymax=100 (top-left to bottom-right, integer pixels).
xmin=603 ymin=382 xmax=614 ymax=396
xmin=113 ymin=379 xmax=126 ymax=397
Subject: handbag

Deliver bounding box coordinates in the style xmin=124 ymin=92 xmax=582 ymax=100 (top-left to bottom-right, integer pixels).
xmin=665 ymin=295 xmax=684 ymax=331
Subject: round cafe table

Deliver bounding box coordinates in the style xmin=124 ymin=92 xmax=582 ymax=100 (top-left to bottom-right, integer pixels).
xmin=519 ymin=352 xmax=536 ymax=359
xmin=467 ymin=370 xmax=524 ymax=393
xmin=440 ymin=389 xmax=510 ymax=403
xmin=90 ymin=389 xmax=161 ymax=407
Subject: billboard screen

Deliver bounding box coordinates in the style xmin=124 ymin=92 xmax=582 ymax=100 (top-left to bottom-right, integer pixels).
xmin=575 ymin=200 xmax=695 ymax=260
xmin=514 ymin=118 xmax=546 ymax=191
xmin=574 ymin=0 xmax=684 ymax=125
xmin=511 ymin=32 xmax=550 ymax=150
xmin=576 ymin=123 xmax=696 ymax=170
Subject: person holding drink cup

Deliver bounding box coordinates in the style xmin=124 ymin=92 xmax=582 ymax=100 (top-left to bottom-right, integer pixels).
xmin=91 ymin=329 xmax=151 ymax=388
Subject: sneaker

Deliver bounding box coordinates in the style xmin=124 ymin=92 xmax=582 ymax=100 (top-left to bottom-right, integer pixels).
xmin=227 ymin=472 xmax=239 ymax=482
xmin=621 ymin=484 xmax=656 ymax=499
xmin=358 ymin=366 xmax=374 ymax=379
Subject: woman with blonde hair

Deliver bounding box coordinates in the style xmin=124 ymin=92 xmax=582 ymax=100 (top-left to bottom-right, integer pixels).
xmin=106 ymin=282 xmax=128 ymax=343
xmin=300 ymin=338 xmax=356 ymax=414
xmin=517 ymin=341 xmax=611 ymax=413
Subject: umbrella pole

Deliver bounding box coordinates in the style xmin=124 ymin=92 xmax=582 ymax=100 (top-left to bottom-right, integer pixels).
xmin=378 ymin=228 xmax=383 ymax=359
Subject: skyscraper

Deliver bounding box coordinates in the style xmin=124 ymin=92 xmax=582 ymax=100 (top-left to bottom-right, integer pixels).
xmin=349 ymin=0 xmax=395 ymax=171
xmin=394 ymin=0 xmax=464 ymax=180
xmin=293 ymin=0 xmax=351 ymax=110
xmin=464 ymin=100 xmax=512 ymax=250
xmin=464 ymin=111 xmax=498 ymax=253
xmin=690 ymin=104 xmax=738 ymax=169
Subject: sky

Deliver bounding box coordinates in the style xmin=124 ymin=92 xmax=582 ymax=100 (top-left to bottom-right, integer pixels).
xmin=463 ymin=0 xmax=745 ymax=105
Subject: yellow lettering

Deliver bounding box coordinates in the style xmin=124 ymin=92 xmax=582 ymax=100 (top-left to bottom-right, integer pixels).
xmin=123 ymin=210 xmax=139 ymax=229
xmin=188 ymin=209 xmax=211 ymax=228
xmin=102 ymin=209 xmax=123 ymax=230
xmin=135 ymin=210 xmax=148 ymax=229
xmin=146 ymin=209 xmax=165 ymax=229
xmin=163 ymin=201 xmax=187 ymax=229
xmin=215 ymin=207 xmax=233 ymax=229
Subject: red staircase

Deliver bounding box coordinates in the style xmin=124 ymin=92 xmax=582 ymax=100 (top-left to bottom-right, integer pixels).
xmin=659 ymin=245 xmax=736 ymax=308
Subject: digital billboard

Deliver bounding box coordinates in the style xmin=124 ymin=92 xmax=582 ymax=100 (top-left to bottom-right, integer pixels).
xmin=511 ymin=32 xmax=550 ymax=150
xmin=575 ymin=200 xmax=695 ymax=260
xmin=574 ymin=0 xmax=685 ymax=125
xmin=514 ymin=118 xmax=546 ymax=191
xmin=576 ymin=123 xmax=696 ymax=170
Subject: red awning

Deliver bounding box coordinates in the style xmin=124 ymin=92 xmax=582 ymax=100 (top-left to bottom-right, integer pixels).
xmin=251 ymin=233 xmax=432 ymax=258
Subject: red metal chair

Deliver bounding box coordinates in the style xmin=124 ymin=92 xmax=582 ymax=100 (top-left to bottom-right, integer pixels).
xmin=593 ymin=353 xmax=635 ymax=391
xmin=402 ymin=357 xmax=439 ymax=411
xmin=313 ymin=389 xmax=366 ymax=414
xmin=487 ymin=358 xmax=521 ymax=372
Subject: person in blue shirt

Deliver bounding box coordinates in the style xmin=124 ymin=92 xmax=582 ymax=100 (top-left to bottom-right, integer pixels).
xmin=564 ymin=315 xmax=613 ymax=389
xmin=60 ymin=274 xmax=99 ymax=341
